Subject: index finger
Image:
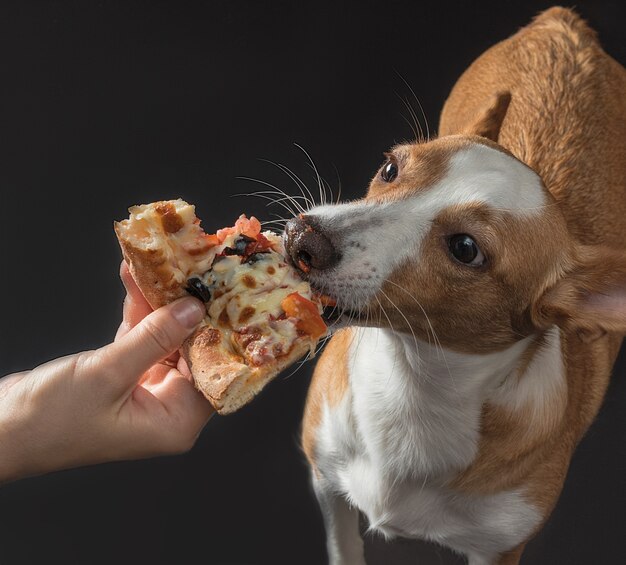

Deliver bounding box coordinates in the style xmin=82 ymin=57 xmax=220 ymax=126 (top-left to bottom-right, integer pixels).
xmin=120 ymin=261 xmax=152 ymax=311
xmin=115 ymin=261 xmax=153 ymax=341
xmin=100 ymin=297 xmax=205 ymax=398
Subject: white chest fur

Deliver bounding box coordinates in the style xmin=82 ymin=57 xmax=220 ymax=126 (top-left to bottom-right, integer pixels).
xmin=314 ymin=328 xmax=553 ymax=559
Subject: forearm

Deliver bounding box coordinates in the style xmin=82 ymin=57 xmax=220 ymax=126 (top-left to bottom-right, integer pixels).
xmin=0 ymin=356 xmax=83 ymax=484
xmin=0 ymin=372 xmax=31 ymax=484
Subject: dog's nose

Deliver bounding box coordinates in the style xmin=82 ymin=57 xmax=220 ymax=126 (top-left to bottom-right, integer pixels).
xmin=284 ymin=215 xmax=340 ymax=272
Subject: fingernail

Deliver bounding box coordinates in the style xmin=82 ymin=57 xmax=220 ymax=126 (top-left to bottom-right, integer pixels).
xmin=171 ymin=298 xmax=205 ymax=329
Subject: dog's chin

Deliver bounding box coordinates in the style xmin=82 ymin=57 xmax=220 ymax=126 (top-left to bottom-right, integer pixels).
xmin=302 ymin=270 xmax=376 ymax=330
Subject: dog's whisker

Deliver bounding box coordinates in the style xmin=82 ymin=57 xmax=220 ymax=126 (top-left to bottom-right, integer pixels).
xmin=234 ymin=184 xmax=303 ymax=218
xmin=400 ymin=112 xmax=420 ymax=144
xmin=378 ymin=287 xmax=423 ymax=381
xmin=403 ymin=95 xmax=425 ymax=142
xmin=294 ymin=143 xmax=328 ymax=207
xmin=395 ymin=91 xmax=423 ymax=142
xmin=260 ymin=217 xmax=288 ymax=225
xmin=235 ymin=182 xmax=307 ymax=214
xmin=235 ymin=190 xmax=300 ymax=217
xmin=395 ymin=70 xmax=431 ymax=141
xmin=383 ymin=280 xmax=438 ymax=354
xmin=235 ymin=177 xmax=306 ymax=215
xmin=239 ymin=189 xmax=310 ymax=203
xmin=330 ymin=162 xmax=343 ymax=205
xmin=321 ymin=176 xmax=336 ymax=208
xmin=382 ymin=279 xmax=460 ymax=399
xmin=258 ymin=158 xmax=317 ymax=211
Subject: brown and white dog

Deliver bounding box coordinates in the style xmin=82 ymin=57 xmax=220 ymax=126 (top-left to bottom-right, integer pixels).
xmin=283 ymin=7 xmax=626 ymax=565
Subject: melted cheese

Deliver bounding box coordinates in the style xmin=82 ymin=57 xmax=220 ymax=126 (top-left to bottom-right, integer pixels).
xmin=200 ymin=236 xmax=316 ymax=364
xmin=123 ymin=199 xmax=218 ymax=283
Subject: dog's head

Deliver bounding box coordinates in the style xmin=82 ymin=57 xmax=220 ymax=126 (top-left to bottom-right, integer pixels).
xmin=284 ymin=96 xmax=626 ymax=353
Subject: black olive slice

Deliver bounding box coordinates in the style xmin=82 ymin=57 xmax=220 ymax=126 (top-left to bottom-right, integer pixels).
xmin=223 ymin=235 xmax=256 ymax=256
xmin=185 ymin=277 xmax=211 ymax=302
xmin=245 ymin=251 xmax=270 ymax=264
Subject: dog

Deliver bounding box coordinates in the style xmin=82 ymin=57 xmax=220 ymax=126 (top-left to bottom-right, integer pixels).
xmin=282 ymin=7 xmax=626 ymax=565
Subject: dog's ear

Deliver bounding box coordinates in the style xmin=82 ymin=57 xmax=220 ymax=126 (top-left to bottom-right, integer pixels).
xmin=532 ymin=246 xmax=626 ymax=341
xmin=465 ymin=91 xmax=511 ymax=142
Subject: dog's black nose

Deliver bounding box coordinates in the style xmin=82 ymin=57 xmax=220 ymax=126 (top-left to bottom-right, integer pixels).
xmin=284 ymin=215 xmax=340 ymax=272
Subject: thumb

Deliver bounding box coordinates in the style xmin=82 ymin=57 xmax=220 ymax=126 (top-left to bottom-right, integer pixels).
xmin=101 ymin=297 xmax=205 ymax=394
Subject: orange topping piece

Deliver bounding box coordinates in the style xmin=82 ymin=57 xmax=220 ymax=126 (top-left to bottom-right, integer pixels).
xmin=214 ymin=214 xmax=263 ymax=243
xmin=235 ymin=214 xmax=262 ymax=238
xmin=155 ymin=202 xmax=184 ymax=233
xmin=281 ymin=292 xmax=327 ymax=340
xmin=215 ymin=226 xmax=237 ymax=243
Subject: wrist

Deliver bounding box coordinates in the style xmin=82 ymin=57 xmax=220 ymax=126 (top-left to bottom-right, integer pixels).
xmin=0 ymin=407 xmax=28 ymax=485
xmin=0 ymin=370 xmax=40 ymax=484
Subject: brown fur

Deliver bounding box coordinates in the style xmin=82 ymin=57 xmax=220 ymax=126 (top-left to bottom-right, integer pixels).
xmin=497 ymin=545 xmax=526 ymax=565
xmin=440 ymin=7 xmax=626 ymax=245
xmin=303 ymin=7 xmax=626 ymax=564
xmin=367 ymin=139 xmax=454 ymax=201
xmin=464 ymin=91 xmax=512 ymax=142
xmin=302 ymin=328 xmax=352 ymax=475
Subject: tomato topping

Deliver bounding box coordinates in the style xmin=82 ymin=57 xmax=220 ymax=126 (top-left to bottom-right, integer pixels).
xmin=204 ymin=233 xmax=220 ymax=247
xmin=216 ymin=226 xmax=237 ymax=243
xmin=235 ymin=214 xmax=262 ymax=238
xmin=243 ymin=232 xmax=274 ymax=256
xmin=281 ymin=292 xmax=327 ymax=339
xmin=214 ymin=215 xmax=263 ymax=245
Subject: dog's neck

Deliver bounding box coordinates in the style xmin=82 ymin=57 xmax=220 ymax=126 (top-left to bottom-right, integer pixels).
xmin=347 ymin=327 xmax=560 ymax=480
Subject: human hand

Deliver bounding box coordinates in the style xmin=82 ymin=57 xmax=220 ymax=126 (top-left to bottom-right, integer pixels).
xmin=0 ymin=262 xmax=214 ymax=483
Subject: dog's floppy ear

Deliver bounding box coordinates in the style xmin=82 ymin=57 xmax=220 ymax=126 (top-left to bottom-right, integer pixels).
xmin=533 ymin=246 xmax=626 ymax=341
xmin=465 ymin=91 xmax=511 ymax=142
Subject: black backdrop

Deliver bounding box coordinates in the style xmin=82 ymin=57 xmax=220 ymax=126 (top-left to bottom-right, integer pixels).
xmin=1 ymin=1 xmax=625 ymax=564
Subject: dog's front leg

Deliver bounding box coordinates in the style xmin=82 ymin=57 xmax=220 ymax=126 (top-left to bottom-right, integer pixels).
xmin=313 ymin=477 xmax=366 ymax=565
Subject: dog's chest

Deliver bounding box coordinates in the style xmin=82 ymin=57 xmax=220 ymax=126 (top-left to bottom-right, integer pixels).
xmin=315 ymin=328 xmax=541 ymax=554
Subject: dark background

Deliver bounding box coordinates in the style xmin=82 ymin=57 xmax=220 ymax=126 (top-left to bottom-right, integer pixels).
xmin=1 ymin=1 xmax=625 ymax=563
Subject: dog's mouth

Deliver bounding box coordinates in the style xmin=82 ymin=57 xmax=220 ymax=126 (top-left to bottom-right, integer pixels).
xmin=281 ymin=221 xmax=367 ymax=327
xmin=311 ymin=284 xmax=363 ymax=327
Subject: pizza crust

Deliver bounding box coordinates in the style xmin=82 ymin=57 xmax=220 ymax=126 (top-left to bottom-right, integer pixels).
xmin=184 ymin=326 xmax=313 ymax=414
xmin=115 ymin=231 xmax=187 ymax=309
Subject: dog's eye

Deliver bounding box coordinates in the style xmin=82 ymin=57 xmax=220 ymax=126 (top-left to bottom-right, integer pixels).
xmin=448 ymin=234 xmax=485 ymax=266
xmin=381 ymin=160 xmax=398 ymax=182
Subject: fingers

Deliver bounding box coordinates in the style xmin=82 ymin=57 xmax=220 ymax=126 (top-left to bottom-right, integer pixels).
xmin=115 ymin=262 xmax=153 ymax=341
xmin=130 ymin=371 xmax=214 ymax=455
xmin=100 ymin=297 xmax=205 ymax=397
xmin=177 ymin=356 xmax=192 ymax=380
xmin=119 ymin=261 xmax=150 ymax=308
xmin=151 ymin=370 xmax=215 ymax=444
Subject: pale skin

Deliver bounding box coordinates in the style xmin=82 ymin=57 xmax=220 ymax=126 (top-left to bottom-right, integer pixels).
xmin=0 ymin=262 xmax=214 ymax=484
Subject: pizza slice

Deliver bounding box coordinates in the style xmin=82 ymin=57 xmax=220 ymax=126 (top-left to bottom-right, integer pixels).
xmin=114 ymin=199 xmax=328 ymax=414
